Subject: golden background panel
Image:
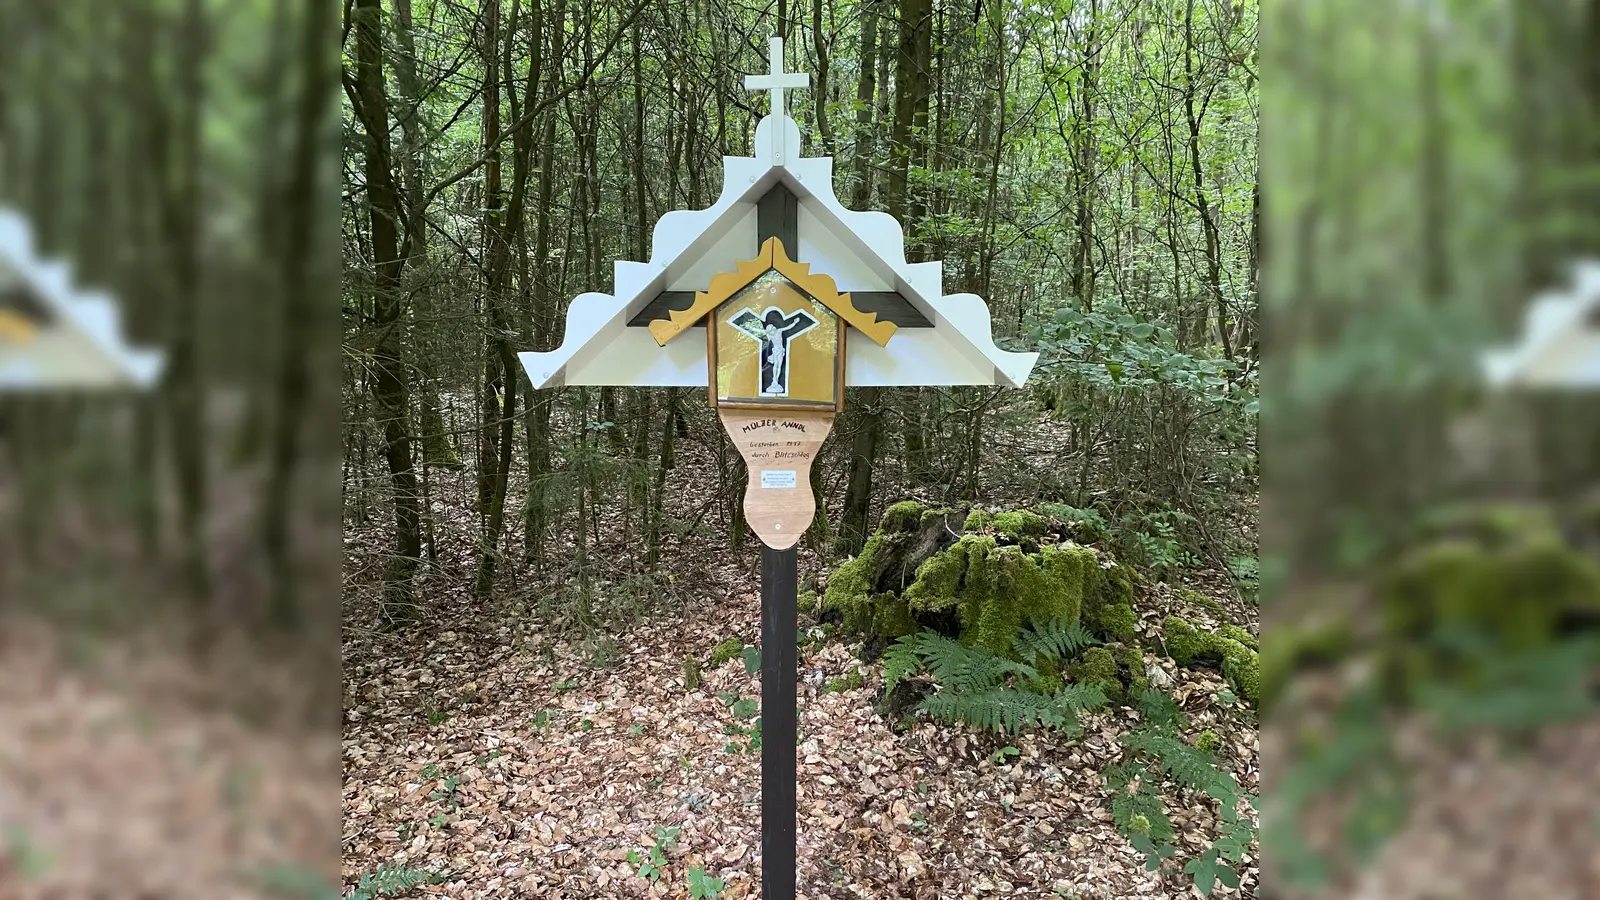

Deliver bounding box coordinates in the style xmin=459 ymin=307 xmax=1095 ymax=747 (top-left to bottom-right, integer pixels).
xmin=715 ymin=275 xmax=837 ymax=407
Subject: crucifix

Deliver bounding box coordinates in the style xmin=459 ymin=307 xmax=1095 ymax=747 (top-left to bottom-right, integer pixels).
xmin=730 ymin=306 xmax=820 ymax=396
xmin=744 ymin=36 xmax=809 ymax=164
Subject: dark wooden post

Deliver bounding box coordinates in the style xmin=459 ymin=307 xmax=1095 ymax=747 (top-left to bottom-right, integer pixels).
xmin=758 ymin=181 xmax=799 ymax=899
xmin=760 ymin=544 xmax=798 ymax=898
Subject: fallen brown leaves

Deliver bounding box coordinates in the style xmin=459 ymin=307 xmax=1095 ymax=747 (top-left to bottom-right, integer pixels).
xmin=342 ymin=584 xmax=1260 ymax=899
xmin=0 ymin=613 xmax=336 ymax=899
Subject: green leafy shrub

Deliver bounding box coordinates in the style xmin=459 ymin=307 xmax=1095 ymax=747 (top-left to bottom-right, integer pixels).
xmin=686 ymin=866 xmax=725 ymax=898
xmin=1036 ymin=503 xmax=1110 ymax=542
xmin=627 ymin=826 xmax=681 ymax=884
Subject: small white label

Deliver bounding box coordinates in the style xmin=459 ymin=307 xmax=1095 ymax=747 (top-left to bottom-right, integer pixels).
xmin=760 ymin=470 xmax=798 ymax=489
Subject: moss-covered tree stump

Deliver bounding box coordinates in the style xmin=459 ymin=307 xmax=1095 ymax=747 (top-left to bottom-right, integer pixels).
xmin=822 ymin=501 xmax=1139 ymax=655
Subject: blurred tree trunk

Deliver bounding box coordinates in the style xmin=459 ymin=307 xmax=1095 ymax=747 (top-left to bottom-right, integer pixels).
xmin=263 ymin=0 xmax=334 ymax=627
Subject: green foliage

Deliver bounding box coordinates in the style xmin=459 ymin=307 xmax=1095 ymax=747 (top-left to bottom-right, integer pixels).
xmin=1036 ymin=503 xmax=1109 ymax=542
xmin=1226 ymin=555 xmax=1260 ymax=601
xmin=920 ymin=684 xmax=1107 ymax=736
xmin=347 ymin=864 xmax=436 ymax=900
xmin=962 ymin=508 xmax=994 ymax=531
xmin=686 ymin=866 xmax=725 ymax=898
xmin=627 ymin=826 xmax=681 ymax=884
xmin=1012 ymin=617 xmax=1098 ymax=667
xmin=740 ymin=645 xmax=761 ymax=676
xmin=248 ymin=863 xmax=339 ymax=900
xmin=1030 ymin=300 xmax=1256 ymax=538
xmin=991 ymin=509 xmax=1049 ymax=540
xmin=881 ymin=624 xmax=1109 ymax=736
xmin=1194 ymin=730 xmax=1221 ymax=755
xmin=708 ymin=638 xmax=744 ymax=668
xmin=1109 ymin=690 xmax=1256 ymax=897
xmin=1161 ymin=616 xmax=1261 ymax=705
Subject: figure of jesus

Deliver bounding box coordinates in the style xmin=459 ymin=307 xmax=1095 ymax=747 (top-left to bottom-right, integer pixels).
xmin=731 ymin=306 xmax=819 ymax=396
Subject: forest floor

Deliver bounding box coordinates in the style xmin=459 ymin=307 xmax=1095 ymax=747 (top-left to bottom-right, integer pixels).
xmin=340 ymin=555 xmax=1261 ymax=900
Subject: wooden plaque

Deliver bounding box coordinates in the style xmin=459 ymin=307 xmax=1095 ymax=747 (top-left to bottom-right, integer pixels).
xmin=719 ymin=408 xmax=835 ymax=550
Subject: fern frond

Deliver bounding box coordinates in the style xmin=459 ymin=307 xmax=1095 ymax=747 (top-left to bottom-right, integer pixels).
xmin=920 ymin=686 xmax=1089 ymax=736
xmin=1052 ymin=681 xmax=1110 ymax=714
xmin=917 ymin=633 xmax=1038 ymax=693
xmin=1121 ymin=726 xmax=1238 ymax=798
xmin=1111 ymin=781 xmax=1176 ymax=844
xmin=1013 ymin=616 xmax=1099 ymax=666
xmin=881 ymin=633 xmax=926 ymax=696
xmin=1132 ymin=687 xmax=1184 ymax=728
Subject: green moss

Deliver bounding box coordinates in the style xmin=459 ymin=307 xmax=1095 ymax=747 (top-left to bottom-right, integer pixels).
xmin=1384 ymin=531 xmax=1600 ymax=652
xmin=682 ymin=655 xmax=702 ymax=692
xmin=1194 ymin=730 xmax=1221 ymax=754
xmin=1072 ymin=646 xmax=1122 ymax=702
xmin=709 ymin=637 xmax=744 ymax=667
xmin=1382 ymin=504 xmax=1600 ymax=670
xmin=825 ymin=667 xmax=865 ymax=693
xmin=1129 ymin=814 xmax=1152 ymax=835
xmin=961 ymin=542 xmax=1094 ymax=655
xmin=1163 ymin=616 xmax=1204 ymax=666
xmin=903 ymin=536 xmax=975 ymax=612
xmin=1178 ymin=587 xmax=1225 ymax=612
xmin=992 ymin=509 xmax=1049 ymax=540
xmin=1082 ymin=562 xmax=1138 ymax=640
xmin=822 ymin=527 xmax=916 ymax=639
xmin=1261 ymin=618 xmax=1351 ymax=707
xmin=1222 ymin=649 xmax=1260 ymax=705
xmin=881 ymin=500 xmax=926 ymax=533
xmin=1120 ymin=645 xmax=1150 ymax=698
xmin=1097 ymin=603 xmax=1137 ymax=642
xmin=797 ymin=590 xmax=819 ymax=618
xmin=1218 ymin=624 xmax=1257 ymax=651
xmin=963 ymin=508 xmax=994 ymax=531
xmin=828 ymin=505 xmax=1140 ymax=662
xmin=1162 ymin=615 xmax=1260 ymax=706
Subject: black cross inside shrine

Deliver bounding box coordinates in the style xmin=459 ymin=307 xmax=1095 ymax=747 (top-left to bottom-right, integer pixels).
xmin=731 ymin=306 xmax=819 ymax=396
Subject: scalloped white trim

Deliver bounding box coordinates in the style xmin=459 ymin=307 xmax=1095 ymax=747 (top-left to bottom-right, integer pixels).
xmin=1482 ymin=260 xmax=1600 ymax=388
xmin=520 ymin=112 xmax=1037 ymax=389
xmin=0 ymin=208 xmax=164 ymax=389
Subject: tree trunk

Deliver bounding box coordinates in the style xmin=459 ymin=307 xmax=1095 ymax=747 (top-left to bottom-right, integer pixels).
xmin=353 ymin=0 xmax=424 ymax=623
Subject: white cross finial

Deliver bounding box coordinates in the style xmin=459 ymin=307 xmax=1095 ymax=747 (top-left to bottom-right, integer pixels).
xmin=744 ymin=36 xmax=809 ymax=164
